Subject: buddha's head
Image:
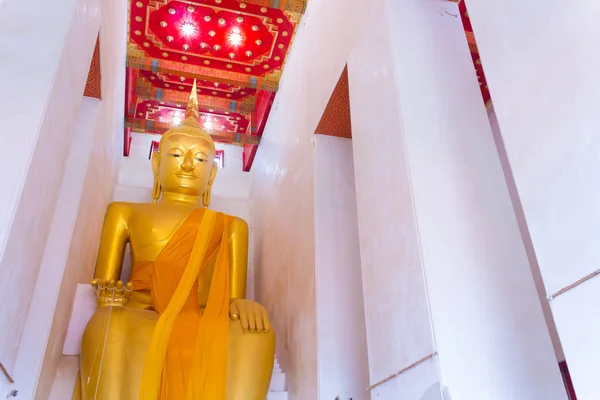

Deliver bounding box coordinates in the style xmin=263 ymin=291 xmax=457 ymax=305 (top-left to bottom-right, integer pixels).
xmin=152 ymin=80 xmax=217 ymax=207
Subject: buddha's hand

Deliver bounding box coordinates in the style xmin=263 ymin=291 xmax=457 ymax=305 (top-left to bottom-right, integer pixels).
xmin=229 ymin=299 xmax=271 ymax=333
xmin=91 ymin=279 xmax=134 ymax=307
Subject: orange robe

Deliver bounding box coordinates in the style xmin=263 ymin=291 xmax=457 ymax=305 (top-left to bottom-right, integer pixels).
xmin=130 ymin=209 xmax=232 ymax=400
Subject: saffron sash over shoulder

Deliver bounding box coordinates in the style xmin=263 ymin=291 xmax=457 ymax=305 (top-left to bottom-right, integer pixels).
xmin=138 ymin=209 xmax=232 ymax=400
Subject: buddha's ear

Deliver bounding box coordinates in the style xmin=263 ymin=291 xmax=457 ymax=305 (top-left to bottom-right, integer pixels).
xmin=151 ymin=152 xmax=160 ymax=176
xmin=151 ymin=152 xmax=161 ymax=203
xmin=202 ymin=164 xmax=218 ymax=208
xmin=208 ymin=163 xmax=218 ymax=184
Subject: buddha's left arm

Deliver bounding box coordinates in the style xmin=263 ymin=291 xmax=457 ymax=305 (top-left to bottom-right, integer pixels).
xmin=228 ymin=217 xmax=271 ymax=333
xmin=228 ymin=217 xmax=248 ymax=300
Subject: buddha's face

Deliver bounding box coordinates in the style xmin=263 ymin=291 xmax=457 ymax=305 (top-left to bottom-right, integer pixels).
xmin=154 ymin=134 xmax=217 ymax=196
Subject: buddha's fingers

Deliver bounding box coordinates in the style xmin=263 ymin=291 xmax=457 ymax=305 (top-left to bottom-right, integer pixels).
xmin=260 ymin=307 xmax=271 ymax=333
xmin=247 ymin=304 xmax=257 ymax=333
xmin=124 ymin=282 xmax=134 ymax=300
xmin=238 ymin=302 xmax=249 ymax=332
xmin=229 ymin=302 xmax=240 ymax=321
xmin=254 ymin=307 xmax=264 ymax=333
xmin=97 ymin=279 xmax=107 ymax=299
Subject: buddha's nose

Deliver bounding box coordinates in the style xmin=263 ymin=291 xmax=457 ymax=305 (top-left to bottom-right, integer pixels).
xmin=181 ymin=150 xmax=195 ymax=172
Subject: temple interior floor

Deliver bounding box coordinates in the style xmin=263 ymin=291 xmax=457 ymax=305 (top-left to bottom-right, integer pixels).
xmin=48 ymin=356 xmax=79 ymax=400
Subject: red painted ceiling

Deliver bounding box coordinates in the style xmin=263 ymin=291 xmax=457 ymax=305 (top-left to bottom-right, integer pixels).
xmin=124 ymin=1 xmax=487 ymax=170
xmin=125 ymin=0 xmax=307 ymax=170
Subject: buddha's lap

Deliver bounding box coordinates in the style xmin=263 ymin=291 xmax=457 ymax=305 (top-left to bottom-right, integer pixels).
xmin=81 ymin=305 xmax=275 ymax=372
xmin=79 ymin=307 xmax=275 ymax=400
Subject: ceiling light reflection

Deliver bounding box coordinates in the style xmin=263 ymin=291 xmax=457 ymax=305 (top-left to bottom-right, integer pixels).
xmin=179 ymin=22 xmax=197 ymax=36
xmin=227 ymin=29 xmax=243 ymax=46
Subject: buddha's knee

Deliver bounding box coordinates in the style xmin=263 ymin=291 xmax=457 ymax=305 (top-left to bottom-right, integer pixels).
xmin=227 ymin=322 xmax=275 ymax=400
xmin=229 ymin=320 xmax=275 ymax=359
xmin=82 ymin=307 xmax=131 ymax=367
xmin=86 ymin=305 xmax=156 ymax=330
xmin=84 ymin=307 xmax=136 ymax=344
xmin=80 ymin=307 xmax=156 ymax=400
xmin=81 ymin=306 xmax=156 ymax=367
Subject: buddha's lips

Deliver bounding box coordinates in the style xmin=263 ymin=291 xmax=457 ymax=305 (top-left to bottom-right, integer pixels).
xmin=176 ymin=172 xmax=198 ymax=179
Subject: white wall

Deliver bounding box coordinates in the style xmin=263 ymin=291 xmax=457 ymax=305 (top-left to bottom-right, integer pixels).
xmin=400 ymin=1 xmax=563 ymax=397
xmin=349 ymin=0 xmax=565 ymax=398
xmin=314 ymin=135 xmax=369 ymax=400
xmin=251 ymin=0 xmax=371 ymax=397
xmin=466 ymin=2 xmax=600 ymax=397
xmin=487 ymin=105 xmax=565 ymax=363
xmin=113 ymin=184 xmax=152 ymax=203
xmin=464 ymin=0 xmax=600 ymax=297
xmin=0 ymin=0 xmax=100 ymax=396
xmin=13 ymin=99 xmax=101 ymax=399
xmin=32 ymin=1 xmax=128 ymax=397
xmin=347 ymin=2 xmax=440 ymax=398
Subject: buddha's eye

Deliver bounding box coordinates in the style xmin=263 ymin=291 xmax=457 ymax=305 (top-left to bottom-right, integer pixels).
xmin=167 ymin=148 xmax=184 ymax=158
xmin=195 ymin=153 xmax=209 ymax=162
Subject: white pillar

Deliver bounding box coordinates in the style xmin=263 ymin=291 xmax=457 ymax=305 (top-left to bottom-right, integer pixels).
xmin=0 ymin=0 xmax=100 ymax=395
xmin=314 ymin=135 xmax=369 ymax=399
xmin=251 ymin=0 xmax=371 ymax=397
xmin=465 ymin=1 xmax=600 ymax=398
xmin=13 ymin=99 xmax=101 ymax=400
xmin=34 ymin=1 xmax=128 ymax=396
xmin=348 ymin=1 xmax=440 ymax=397
xmin=348 ymin=0 xmax=566 ymax=398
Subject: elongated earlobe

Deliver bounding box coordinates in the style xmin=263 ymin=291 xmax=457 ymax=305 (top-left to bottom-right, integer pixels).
xmin=201 ymin=187 xmax=211 ymax=208
xmin=152 ymin=179 xmax=162 ymax=203
xmin=151 ymin=152 xmax=161 ymax=203
xmin=202 ymin=165 xmax=218 ymax=208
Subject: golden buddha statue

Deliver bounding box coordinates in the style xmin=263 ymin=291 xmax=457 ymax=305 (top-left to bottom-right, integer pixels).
xmin=77 ymin=81 xmax=275 ymax=400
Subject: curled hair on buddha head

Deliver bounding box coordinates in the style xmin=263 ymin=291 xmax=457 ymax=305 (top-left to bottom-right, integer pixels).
xmin=152 ymin=79 xmax=217 ymax=204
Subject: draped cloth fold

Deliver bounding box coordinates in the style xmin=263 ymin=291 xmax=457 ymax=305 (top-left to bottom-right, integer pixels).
xmin=134 ymin=209 xmax=232 ymax=400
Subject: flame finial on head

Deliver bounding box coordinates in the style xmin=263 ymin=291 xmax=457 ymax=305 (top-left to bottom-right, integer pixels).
xmin=158 ymin=79 xmax=215 ymax=153
xmin=184 ymin=79 xmax=200 ymax=124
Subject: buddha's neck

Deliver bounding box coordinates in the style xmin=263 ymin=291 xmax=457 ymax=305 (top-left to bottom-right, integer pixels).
xmin=159 ymin=191 xmax=203 ymax=206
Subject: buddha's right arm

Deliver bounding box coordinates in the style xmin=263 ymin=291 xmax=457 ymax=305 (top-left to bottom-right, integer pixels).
xmin=93 ymin=202 xmax=130 ymax=281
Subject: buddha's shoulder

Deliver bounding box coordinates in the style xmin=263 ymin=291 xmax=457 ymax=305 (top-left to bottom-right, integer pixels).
xmin=105 ymin=201 xmax=156 ymax=216
xmin=220 ymin=213 xmax=248 ymax=233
